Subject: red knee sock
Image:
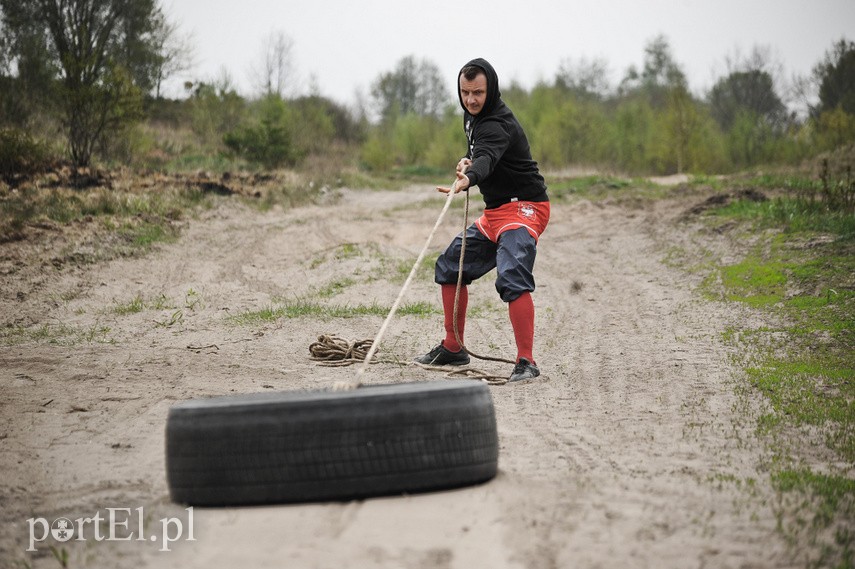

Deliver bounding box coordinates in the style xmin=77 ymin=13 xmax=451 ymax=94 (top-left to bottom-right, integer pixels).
xmin=441 ymin=284 xmax=467 ymax=352
xmin=508 ymin=292 xmax=535 ymax=363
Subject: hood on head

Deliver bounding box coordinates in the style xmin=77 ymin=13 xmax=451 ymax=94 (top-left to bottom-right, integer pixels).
xmin=458 ymin=58 xmax=501 ymax=116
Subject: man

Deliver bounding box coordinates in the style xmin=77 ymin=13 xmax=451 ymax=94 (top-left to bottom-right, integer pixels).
xmin=415 ymin=58 xmax=550 ymax=382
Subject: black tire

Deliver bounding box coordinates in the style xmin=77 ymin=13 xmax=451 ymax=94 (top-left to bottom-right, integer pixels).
xmin=165 ymin=380 xmax=498 ymax=506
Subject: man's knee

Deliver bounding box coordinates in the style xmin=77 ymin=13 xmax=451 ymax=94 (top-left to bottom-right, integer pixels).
xmin=434 ymin=250 xmax=460 ymax=284
xmin=495 ymin=228 xmax=537 ymax=301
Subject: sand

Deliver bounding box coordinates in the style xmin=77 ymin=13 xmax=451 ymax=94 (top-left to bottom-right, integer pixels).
xmin=1 ymin=181 xmax=797 ymax=568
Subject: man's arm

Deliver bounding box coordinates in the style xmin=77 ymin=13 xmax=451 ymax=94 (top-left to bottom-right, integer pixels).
xmin=462 ymin=120 xmax=510 ymax=188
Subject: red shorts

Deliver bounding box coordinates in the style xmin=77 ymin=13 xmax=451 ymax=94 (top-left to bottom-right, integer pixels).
xmin=475 ymin=200 xmax=550 ymax=243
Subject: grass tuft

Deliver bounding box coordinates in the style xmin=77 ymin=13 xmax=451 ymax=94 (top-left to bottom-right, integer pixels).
xmin=229 ymin=299 xmax=438 ymax=325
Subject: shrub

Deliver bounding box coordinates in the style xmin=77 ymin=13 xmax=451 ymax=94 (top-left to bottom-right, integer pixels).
xmin=0 ymin=128 xmax=53 ymax=184
xmin=359 ymin=129 xmax=395 ymax=172
xmin=223 ymin=96 xmax=303 ymax=169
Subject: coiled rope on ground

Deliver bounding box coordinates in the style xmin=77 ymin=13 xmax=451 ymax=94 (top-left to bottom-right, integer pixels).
xmin=308 ymin=335 xmax=374 ymax=366
xmin=308 ymin=333 xmax=509 ymax=384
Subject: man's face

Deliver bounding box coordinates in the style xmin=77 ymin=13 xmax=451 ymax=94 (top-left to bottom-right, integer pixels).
xmin=460 ymin=73 xmax=488 ymax=116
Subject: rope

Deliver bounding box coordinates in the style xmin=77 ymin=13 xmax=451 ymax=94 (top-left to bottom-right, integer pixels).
xmin=413 ymin=362 xmax=509 ymax=385
xmin=326 ymin=180 xmax=461 ymax=390
xmin=321 ymin=172 xmax=512 ymax=389
xmin=309 ymin=335 xmax=373 ymax=366
xmin=309 ymin=334 xmax=508 ymax=384
xmin=452 ymin=188 xmax=515 ymax=369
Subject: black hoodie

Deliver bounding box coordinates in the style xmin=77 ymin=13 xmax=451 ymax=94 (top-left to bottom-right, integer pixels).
xmin=458 ymin=58 xmax=548 ymax=209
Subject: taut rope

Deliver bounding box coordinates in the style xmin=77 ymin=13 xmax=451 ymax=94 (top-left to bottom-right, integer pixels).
xmin=319 ymin=175 xmax=511 ymax=388
xmin=452 ymin=186 xmax=514 ymax=369
xmin=326 ymin=180 xmax=460 ymax=390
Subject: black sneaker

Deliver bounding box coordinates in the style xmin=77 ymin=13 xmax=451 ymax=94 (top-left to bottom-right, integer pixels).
xmin=509 ymin=358 xmax=540 ymax=382
xmin=414 ymin=343 xmax=470 ymax=366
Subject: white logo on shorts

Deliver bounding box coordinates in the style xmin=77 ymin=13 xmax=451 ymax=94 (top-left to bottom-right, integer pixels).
xmin=519 ymin=204 xmax=535 ymax=220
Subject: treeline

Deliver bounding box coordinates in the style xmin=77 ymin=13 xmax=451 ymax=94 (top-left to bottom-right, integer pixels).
xmin=1 ymin=0 xmax=854 ymax=177
xmin=360 ymin=38 xmax=855 ymax=175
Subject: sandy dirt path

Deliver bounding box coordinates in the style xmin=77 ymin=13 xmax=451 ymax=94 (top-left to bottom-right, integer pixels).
xmin=1 ymin=183 xmax=798 ymax=568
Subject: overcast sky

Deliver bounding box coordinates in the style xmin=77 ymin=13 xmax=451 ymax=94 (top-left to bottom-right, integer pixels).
xmin=162 ymin=0 xmax=855 ymax=107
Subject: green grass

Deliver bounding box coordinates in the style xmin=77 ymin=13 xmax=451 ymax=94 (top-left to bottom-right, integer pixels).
xmin=545 ymin=175 xmax=631 ymax=199
xmin=771 ymin=469 xmax=855 ymax=568
xmin=705 ymin=222 xmax=854 ymax=461
xmin=747 ymin=355 xmax=855 ymax=461
xmin=0 ymin=322 xmax=113 ymax=346
xmin=159 ymin=152 xmax=248 ymax=174
xmin=773 ymin=469 xmax=855 ymax=526
xmin=314 ymin=278 xmax=357 ymax=299
xmin=394 ymin=253 xmax=439 ymax=283
xmin=391 ymin=164 xmax=448 ymax=179
xmin=124 ymin=220 xmax=179 ymax=248
xmin=113 ymin=294 xmax=146 ymax=315
xmin=713 ymin=255 xmax=789 ymax=307
xmin=1 ymin=184 xmax=205 ymax=230
xmin=711 ymin=196 xmax=855 ymax=238
xmin=112 ymin=292 xmax=180 ymax=315
xmin=696 ymin=175 xmax=855 ymax=565
xmin=229 ymin=299 xmax=438 ymax=325
xmin=1 ymin=169 xmax=326 ymax=260
xmin=544 ymin=175 xmax=665 ymax=203
xmin=309 ymin=243 xmax=369 ymax=269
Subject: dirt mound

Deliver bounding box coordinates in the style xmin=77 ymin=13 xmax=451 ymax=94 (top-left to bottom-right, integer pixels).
xmin=683 ymin=187 xmax=769 ymax=216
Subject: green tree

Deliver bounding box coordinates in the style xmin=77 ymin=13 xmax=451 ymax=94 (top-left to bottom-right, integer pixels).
xmin=709 ymin=69 xmax=786 ymax=131
xmin=190 ymin=72 xmax=246 ymax=148
xmin=814 ymin=38 xmax=855 ymax=115
xmin=613 ymin=97 xmax=656 ymax=173
xmin=0 ymin=0 xmax=178 ymax=166
xmin=616 ymin=35 xmax=707 ymax=174
xmin=531 ymin=94 xmax=610 ymax=168
xmin=289 ymin=95 xmax=336 ymax=155
xmin=223 ymin=94 xmax=300 ymax=169
xmin=391 ymin=113 xmax=434 ymax=165
xmin=726 ymin=109 xmax=777 ymax=167
xmin=811 ymin=38 xmax=855 ymax=150
xmin=424 ymin=108 xmax=464 ymax=169
xmin=360 ymin=126 xmax=395 ymax=171
xmin=814 ymin=106 xmax=855 ymax=151
xmin=661 ymin=85 xmax=698 ymax=173
xmin=620 ymin=35 xmax=687 ymax=107
xmin=706 ymin=47 xmax=793 ymax=169
xmin=0 ymin=1 xmax=58 ymax=126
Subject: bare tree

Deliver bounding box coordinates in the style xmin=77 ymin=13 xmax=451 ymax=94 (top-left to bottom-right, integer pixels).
xmin=149 ymin=10 xmax=195 ymax=99
xmin=370 ymin=55 xmax=449 ymax=122
xmin=709 ymin=45 xmax=788 ymax=130
xmin=0 ymin=16 xmax=9 ymax=75
xmin=789 ymin=72 xmax=817 ymax=121
xmin=555 ymin=56 xmax=611 ymax=99
xmin=618 ymin=35 xmax=687 ymax=106
xmin=250 ymin=30 xmax=296 ymax=99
